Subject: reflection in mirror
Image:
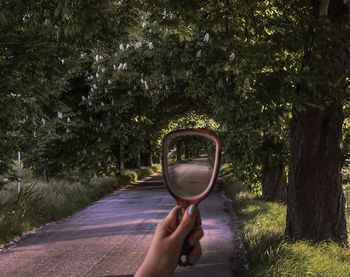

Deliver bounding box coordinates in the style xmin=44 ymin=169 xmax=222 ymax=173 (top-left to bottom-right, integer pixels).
xmin=166 ymin=135 xmax=216 ymax=198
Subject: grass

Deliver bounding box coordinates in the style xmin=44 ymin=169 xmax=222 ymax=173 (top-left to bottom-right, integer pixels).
xmin=221 ymin=164 xmax=350 ymax=277
xmin=0 ymin=165 xmax=160 ymax=244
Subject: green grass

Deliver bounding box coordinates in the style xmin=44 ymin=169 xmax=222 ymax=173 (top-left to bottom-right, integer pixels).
xmin=221 ymin=164 xmax=350 ymax=277
xmin=0 ymin=165 xmax=160 ymax=244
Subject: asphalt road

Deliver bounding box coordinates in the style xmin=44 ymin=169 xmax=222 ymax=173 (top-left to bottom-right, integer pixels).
xmin=0 ymin=177 xmax=247 ymax=277
xmin=168 ymin=157 xmax=213 ymax=197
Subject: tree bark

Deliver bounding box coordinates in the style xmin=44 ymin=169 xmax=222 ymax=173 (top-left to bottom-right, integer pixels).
xmin=140 ymin=140 xmax=152 ymax=166
xmin=119 ymin=143 xmax=125 ymax=174
xmin=286 ymin=102 xmax=348 ymax=244
xmin=176 ymin=141 xmax=182 ymax=162
xmin=262 ymin=164 xmax=287 ymax=202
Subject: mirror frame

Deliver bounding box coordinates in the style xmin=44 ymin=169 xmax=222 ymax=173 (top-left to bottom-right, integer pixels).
xmin=162 ymin=128 xmax=222 ymax=206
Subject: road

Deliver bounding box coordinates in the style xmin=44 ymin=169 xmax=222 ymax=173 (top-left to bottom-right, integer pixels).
xmin=168 ymin=157 xmax=213 ymax=197
xmin=0 ymin=176 xmax=248 ymax=277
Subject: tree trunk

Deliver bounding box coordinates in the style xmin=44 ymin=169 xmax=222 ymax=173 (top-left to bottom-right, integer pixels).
xmin=262 ymin=164 xmax=287 ymax=202
xmin=140 ymin=140 xmax=152 ymax=166
xmin=184 ymin=144 xmax=190 ymax=160
xmin=176 ymin=142 xmax=182 ymax=162
xmin=286 ymin=102 xmax=348 ymax=244
xmin=140 ymin=152 xmax=152 ymax=166
xmin=119 ymin=143 xmax=125 ymax=174
xmin=136 ymin=152 xmax=141 ymax=169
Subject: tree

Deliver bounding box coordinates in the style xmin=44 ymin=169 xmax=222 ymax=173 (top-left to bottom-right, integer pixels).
xmin=286 ymin=0 xmax=350 ymax=244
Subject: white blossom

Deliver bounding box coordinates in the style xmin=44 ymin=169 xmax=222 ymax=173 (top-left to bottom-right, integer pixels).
xmin=126 ymin=44 xmax=130 ymax=49
xmin=23 ymin=13 xmax=30 ymax=22
xmin=118 ymin=63 xmax=123 ymax=70
xmin=122 ymin=63 xmax=128 ymax=70
xmin=217 ymin=78 xmax=224 ymax=88
xmin=203 ymin=33 xmax=209 ymax=43
xmin=196 ymin=50 xmax=202 ymax=58
xmin=95 ymin=55 xmax=100 ymax=62
xmin=148 ymin=42 xmax=154 ymax=49
xmin=67 ymin=117 xmax=71 ymax=123
xmin=108 ymin=79 xmax=112 ymax=85
xmin=96 ymin=73 xmax=100 ymax=78
xmin=141 ymin=78 xmax=145 ymax=84
xmin=135 ymin=42 xmax=142 ymax=49
xmin=101 ymin=67 xmax=105 ymax=73
xmin=142 ymin=22 xmax=146 ymax=28
xmin=229 ymin=52 xmax=236 ymax=61
xmin=101 ymin=102 xmax=104 ymax=107
xmin=107 ymin=156 xmax=112 ymax=162
xmin=243 ymin=77 xmax=251 ymax=93
xmin=93 ymin=84 xmax=98 ymax=89
xmin=41 ymin=118 xmax=46 ymax=125
xmin=57 ymin=112 xmax=63 ymax=119
xmin=82 ymin=96 xmax=86 ymax=101
xmin=113 ymin=64 xmax=117 ymax=70
xmin=119 ymin=44 xmax=124 ymax=51
xmin=89 ymin=101 xmax=92 ymax=106
xmin=61 ymin=59 xmax=65 ymax=64
xmin=33 ymin=131 xmax=37 ymax=138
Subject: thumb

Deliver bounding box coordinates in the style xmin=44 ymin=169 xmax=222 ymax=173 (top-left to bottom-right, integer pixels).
xmin=172 ymin=204 xmax=198 ymax=242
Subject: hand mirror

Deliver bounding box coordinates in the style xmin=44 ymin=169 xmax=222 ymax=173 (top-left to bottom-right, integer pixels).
xmin=161 ymin=128 xmax=222 ymax=266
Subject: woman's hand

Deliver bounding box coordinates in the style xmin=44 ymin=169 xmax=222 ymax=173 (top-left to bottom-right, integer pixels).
xmin=135 ymin=205 xmax=204 ymax=277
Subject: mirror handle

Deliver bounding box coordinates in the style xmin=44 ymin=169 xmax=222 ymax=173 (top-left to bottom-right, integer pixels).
xmin=177 ymin=207 xmax=195 ymax=267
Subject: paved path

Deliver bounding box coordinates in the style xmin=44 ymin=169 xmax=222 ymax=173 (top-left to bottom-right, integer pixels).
xmin=0 ymin=176 xmax=248 ymax=277
xmin=168 ymin=157 xmax=213 ymax=197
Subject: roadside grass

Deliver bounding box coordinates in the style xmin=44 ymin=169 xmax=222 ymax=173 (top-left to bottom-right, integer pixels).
xmin=0 ymin=165 xmax=160 ymax=244
xmin=124 ymin=164 xmax=161 ymax=182
xmin=221 ymin=164 xmax=350 ymax=276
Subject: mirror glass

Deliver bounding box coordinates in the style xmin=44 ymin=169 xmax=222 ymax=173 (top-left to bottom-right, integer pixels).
xmin=165 ymin=135 xmax=216 ymax=198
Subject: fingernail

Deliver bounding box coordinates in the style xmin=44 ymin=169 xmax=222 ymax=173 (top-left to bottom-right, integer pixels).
xmin=188 ymin=204 xmax=197 ymax=217
xmin=189 ymin=238 xmax=197 ymax=246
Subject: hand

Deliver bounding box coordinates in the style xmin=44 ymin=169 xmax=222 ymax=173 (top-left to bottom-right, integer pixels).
xmin=135 ymin=205 xmax=204 ymax=277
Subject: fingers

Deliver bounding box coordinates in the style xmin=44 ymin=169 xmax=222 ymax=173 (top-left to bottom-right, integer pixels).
xmin=187 ymin=226 xmax=204 ymax=247
xmin=171 ymin=204 xmax=198 ymax=242
xmin=195 ymin=210 xmax=202 ymax=228
xmin=187 ymin=241 xmax=202 ymax=266
xmin=157 ymin=206 xmax=180 ymax=236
